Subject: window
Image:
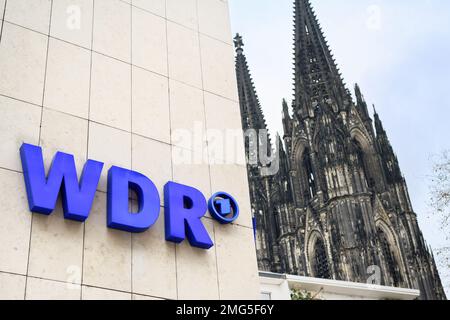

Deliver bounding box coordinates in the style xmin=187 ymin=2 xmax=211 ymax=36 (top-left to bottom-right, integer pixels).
xmin=354 ymin=139 xmax=374 ymax=188
xmin=377 ymin=228 xmax=402 ymax=286
xmin=313 ymin=238 xmax=331 ymax=279
xmin=274 ymin=210 xmax=281 ymax=238
xmin=303 ymin=150 xmax=317 ymax=199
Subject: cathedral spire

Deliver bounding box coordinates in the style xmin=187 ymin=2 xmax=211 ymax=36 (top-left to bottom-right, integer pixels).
xmin=282 ymin=98 xmax=290 ymax=118
xmin=355 ymin=83 xmax=370 ymax=120
xmin=373 ymin=105 xmax=383 ymax=132
xmin=282 ymin=99 xmax=292 ymax=138
xmin=234 ymin=33 xmax=244 ymax=54
xmin=373 ymin=107 xmax=403 ymax=183
xmin=355 ymin=83 xmax=363 ymax=101
xmin=234 ymin=33 xmax=268 ymax=132
xmin=293 ymin=0 xmax=350 ymax=118
xmin=236 ymin=1 xmax=446 ymax=300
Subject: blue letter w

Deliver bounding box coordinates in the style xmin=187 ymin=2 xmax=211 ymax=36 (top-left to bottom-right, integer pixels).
xmin=20 ymin=143 xmax=104 ymax=221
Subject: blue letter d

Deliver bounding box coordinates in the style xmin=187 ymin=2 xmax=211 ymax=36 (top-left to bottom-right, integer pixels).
xmin=107 ymin=166 xmax=160 ymax=233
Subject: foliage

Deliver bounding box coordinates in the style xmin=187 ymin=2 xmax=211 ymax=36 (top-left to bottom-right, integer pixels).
xmin=430 ymin=150 xmax=450 ymax=233
xmin=435 ymin=247 xmax=450 ymax=296
xmin=429 ymin=151 xmax=450 ymax=295
xmin=290 ymin=289 xmax=317 ymax=300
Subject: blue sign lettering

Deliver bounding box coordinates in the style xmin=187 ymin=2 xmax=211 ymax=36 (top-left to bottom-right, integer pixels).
xmin=208 ymin=192 xmax=239 ymax=224
xmin=19 ymin=143 xmax=239 ymax=250
xmin=164 ymin=182 xmax=213 ymax=249
xmin=107 ymin=166 xmax=160 ymax=233
xmin=20 ymin=143 xmax=103 ymax=222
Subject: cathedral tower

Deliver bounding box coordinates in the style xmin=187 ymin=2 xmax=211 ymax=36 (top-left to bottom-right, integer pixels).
xmin=236 ymin=0 xmax=446 ymax=300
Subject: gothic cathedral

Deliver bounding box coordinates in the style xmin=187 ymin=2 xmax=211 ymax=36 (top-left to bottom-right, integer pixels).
xmin=235 ymin=0 xmax=446 ymax=300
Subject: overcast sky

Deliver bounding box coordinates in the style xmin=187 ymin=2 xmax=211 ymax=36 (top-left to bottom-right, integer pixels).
xmin=229 ymin=0 xmax=450 ymax=294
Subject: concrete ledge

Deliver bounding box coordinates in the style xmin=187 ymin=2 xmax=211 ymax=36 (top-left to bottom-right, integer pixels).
xmin=260 ymin=271 xmax=420 ymax=300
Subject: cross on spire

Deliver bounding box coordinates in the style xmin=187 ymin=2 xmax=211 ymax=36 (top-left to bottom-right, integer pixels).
xmin=234 ymin=33 xmax=244 ymax=52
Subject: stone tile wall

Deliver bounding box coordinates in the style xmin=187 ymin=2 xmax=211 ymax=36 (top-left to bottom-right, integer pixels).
xmin=0 ymin=0 xmax=259 ymax=300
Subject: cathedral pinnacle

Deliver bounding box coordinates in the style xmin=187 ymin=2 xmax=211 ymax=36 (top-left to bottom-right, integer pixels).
xmin=234 ymin=33 xmax=244 ymax=53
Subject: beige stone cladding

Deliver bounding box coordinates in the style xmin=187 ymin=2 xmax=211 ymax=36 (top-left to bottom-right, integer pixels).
xmin=0 ymin=0 xmax=259 ymax=300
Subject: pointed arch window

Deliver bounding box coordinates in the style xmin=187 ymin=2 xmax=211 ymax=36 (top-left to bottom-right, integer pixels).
xmin=313 ymin=238 xmax=331 ymax=279
xmin=273 ymin=208 xmax=281 ymax=239
xmin=304 ymin=23 xmax=310 ymax=36
xmin=353 ymin=139 xmax=375 ymax=188
xmin=303 ymin=150 xmax=317 ymax=200
xmin=377 ymin=228 xmax=402 ymax=286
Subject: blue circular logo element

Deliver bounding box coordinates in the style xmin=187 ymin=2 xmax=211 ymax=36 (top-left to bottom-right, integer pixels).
xmin=208 ymin=192 xmax=239 ymax=224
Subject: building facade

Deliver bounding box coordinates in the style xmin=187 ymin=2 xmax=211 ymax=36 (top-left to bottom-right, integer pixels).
xmin=235 ymin=0 xmax=446 ymax=300
xmin=259 ymin=271 xmax=420 ymax=301
xmin=0 ymin=0 xmax=259 ymax=300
